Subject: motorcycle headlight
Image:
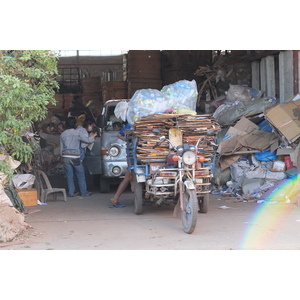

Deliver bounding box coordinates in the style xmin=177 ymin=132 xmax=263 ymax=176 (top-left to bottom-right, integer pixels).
xmin=182 ymin=151 xmax=196 ymax=165
xmin=108 ymin=146 xmax=120 ymax=157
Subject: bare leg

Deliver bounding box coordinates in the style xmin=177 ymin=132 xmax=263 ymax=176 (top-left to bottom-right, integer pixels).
xmin=110 ymin=169 xmax=131 ymax=205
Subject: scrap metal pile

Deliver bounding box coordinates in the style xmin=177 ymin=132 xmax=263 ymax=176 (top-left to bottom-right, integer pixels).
xmin=132 ymin=113 xmax=220 ymax=163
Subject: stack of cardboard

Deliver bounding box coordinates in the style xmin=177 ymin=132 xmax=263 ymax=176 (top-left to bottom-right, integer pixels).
xmin=126 ymin=50 xmax=162 ymax=98
xmin=133 ymin=114 xmax=220 ymax=162
xmin=264 ymin=94 xmax=300 ymax=173
xmin=102 ymin=81 xmax=128 ymax=102
xmin=133 ymin=114 xmax=175 ymax=161
xmin=218 ymin=116 xmax=278 ymax=170
xmin=82 ymin=76 xmax=102 ymax=105
xmin=265 ymin=95 xmax=300 ymax=143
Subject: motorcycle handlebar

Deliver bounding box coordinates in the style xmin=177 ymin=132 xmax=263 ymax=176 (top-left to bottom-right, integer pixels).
xmin=196 ymin=137 xmax=218 ymax=151
xmin=153 ymin=137 xmax=177 ymax=150
xmin=152 ymin=141 xmax=162 ymax=149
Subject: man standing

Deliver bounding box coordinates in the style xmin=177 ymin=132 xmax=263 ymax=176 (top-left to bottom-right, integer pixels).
xmin=60 ymin=117 xmax=97 ymax=197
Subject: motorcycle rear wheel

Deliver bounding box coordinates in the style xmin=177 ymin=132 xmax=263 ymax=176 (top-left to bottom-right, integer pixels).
xmin=199 ymin=193 xmax=209 ymax=213
xmin=181 ymin=186 xmax=198 ymax=234
xmin=133 ymin=174 xmax=143 ymax=215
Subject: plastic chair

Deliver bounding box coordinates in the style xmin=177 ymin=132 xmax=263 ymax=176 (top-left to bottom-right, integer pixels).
xmin=34 ymin=169 xmax=67 ymax=203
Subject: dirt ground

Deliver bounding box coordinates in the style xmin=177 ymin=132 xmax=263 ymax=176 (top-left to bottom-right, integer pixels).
xmin=2 ymin=174 xmax=300 ymax=300
xmin=1 ymin=174 xmax=300 ymax=250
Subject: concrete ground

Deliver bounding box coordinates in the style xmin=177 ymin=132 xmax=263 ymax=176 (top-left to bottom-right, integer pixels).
xmin=2 ymin=174 xmax=300 ymax=250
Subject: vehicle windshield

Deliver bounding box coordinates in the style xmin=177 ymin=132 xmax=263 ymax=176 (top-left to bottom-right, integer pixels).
xmin=105 ymin=105 xmax=125 ymax=131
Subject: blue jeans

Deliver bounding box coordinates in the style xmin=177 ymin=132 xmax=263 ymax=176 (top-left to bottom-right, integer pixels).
xmin=79 ymin=146 xmax=86 ymax=162
xmin=63 ymin=157 xmax=89 ymax=196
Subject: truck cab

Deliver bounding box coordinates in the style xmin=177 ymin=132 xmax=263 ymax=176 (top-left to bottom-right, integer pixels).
xmin=84 ymin=99 xmax=128 ymax=192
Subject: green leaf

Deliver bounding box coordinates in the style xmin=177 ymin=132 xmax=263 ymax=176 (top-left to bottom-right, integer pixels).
xmin=0 ymin=50 xmax=58 ymax=170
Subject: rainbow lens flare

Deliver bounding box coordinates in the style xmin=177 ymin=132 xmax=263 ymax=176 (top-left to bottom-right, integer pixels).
xmin=240 ymin=174 xmax=300 ymax=250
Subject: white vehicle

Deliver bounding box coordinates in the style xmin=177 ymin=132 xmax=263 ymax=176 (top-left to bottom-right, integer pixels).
xmin=84 ymin=99 xmax=128 ymax=193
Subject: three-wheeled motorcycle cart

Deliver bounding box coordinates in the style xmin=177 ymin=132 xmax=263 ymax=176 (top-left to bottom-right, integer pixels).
xmin=126 ymin=113 xmax=220 ymax=234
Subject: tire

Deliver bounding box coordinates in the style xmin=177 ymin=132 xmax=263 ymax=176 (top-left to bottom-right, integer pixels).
xmin=181 ymin=185 xmax=198 ymax=234
xmin=199 ymin=194 xmax=209 ymax=213
xmin=133 ymin=174 xmax=143 ymax=215
xmin=99 ymin=175 xmax=111 ymax=193
xmin=93 ymin=174 xmax=100 ymax=187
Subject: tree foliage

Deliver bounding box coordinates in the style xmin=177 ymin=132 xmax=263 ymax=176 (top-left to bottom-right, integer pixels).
xmin=0 ymin=50 xmax=59 ymax=180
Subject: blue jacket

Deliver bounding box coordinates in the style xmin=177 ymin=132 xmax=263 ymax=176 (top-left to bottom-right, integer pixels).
xmin=119 ymin=123 xmax=132 ymax=137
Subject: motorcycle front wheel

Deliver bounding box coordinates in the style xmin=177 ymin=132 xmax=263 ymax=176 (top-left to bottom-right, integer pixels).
xmin=181 ymin=186 xmax=198 ymax=234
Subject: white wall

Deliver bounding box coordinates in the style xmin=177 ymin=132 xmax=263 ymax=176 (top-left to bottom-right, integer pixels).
xmin=279 ymin=50 xmax=294 ymax=102
xmin=252 ymin=51 xmax=296 ymax=103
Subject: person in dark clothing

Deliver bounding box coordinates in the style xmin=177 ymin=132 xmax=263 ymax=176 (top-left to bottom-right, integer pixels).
xmin=69 ymin=96 xmax=86 ymax=117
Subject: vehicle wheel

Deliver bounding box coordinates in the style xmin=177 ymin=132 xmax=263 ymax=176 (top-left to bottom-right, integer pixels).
xmin=133 ymin=174 xmax=143 ymax=215
xmin=199 ymin=193 xmax=209 ymax=213
xmin=99 ymin=175 xmax=110 ymax=193
xmin=181 ymin=185 xmax=198 ymax=234
xmin=93 ymin=174 xmax=100 ymax=187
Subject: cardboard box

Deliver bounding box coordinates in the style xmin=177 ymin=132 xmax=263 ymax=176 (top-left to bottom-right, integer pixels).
xmin=265 ymin=98 xmax=300 ymax=142
xmin=271 ymin=161 xmax=286 ymax=172
xmin=16 ymin=188 xmax=38 ymax=206
xmin=276 ymin=148 xmax=295 ymax=155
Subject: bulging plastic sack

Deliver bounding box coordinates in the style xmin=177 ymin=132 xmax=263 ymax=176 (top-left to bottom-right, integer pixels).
xmin=126 ymin=80 xmax=198 ymax=126
xmin=126 ymin=89 xmax=167 ymax=126
xmin=225 ymin=84 xmax=262 ymax=103
xmin=12 ymin=174 xmax=35 ymax=189
xmin=245 ymin=169 xmax=286 ymax=181
xmin=114 ymin=101 xmax=129 ymax=122
xmin=161 ymin=79 xmax=198 ymax=111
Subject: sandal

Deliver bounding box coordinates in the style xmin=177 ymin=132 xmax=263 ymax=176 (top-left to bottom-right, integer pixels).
xmin=109 ymin=203 xmax=125 ymax=208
